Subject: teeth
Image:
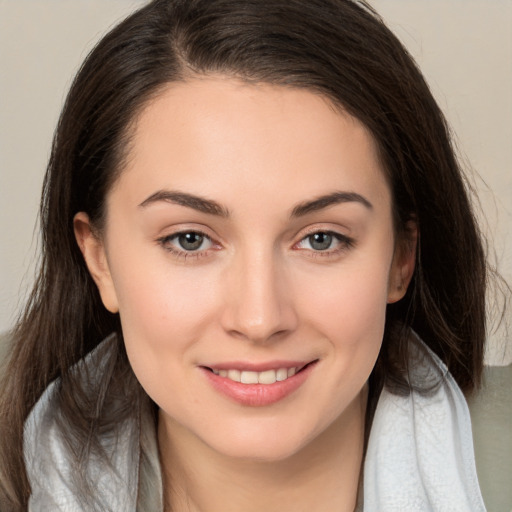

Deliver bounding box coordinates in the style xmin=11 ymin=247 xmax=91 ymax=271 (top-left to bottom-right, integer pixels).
xmin=227 ymin=369 xmax=241 ymax=382
xmin=212 ymin=367 xmax=299 ymax=384
xmin=276 ymin=368 xmax=288 ymax=381
xmin=240 ymin=371 xmax=259 ymax=384
xmin=258 ymin=370 xmax=276 ymax=384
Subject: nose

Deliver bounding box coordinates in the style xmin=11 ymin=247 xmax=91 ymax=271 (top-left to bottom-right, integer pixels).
xmin=220 ymin=248 xmax=298 ymax=344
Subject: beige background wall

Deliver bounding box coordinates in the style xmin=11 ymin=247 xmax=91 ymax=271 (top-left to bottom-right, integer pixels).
xmin=1 ymin=0 xmax=511 ymax=363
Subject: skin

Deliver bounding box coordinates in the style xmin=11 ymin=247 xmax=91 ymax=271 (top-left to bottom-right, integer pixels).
xmin=75 ymin=76 xmax=416 ymax=512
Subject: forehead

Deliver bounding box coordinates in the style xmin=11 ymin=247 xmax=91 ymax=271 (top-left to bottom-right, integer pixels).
xmin=113 ymin=76 xmax=390 ymax=214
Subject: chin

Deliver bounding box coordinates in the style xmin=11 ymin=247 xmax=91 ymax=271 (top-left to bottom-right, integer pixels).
xmin=213 ymin=436 xmax=307 ymax=463
xmin=199 ymin=416 xmax=322 ymax=463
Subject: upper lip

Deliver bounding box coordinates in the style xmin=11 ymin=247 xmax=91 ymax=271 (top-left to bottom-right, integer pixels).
xmin=201 ymin=360 xmax=317 ymax=372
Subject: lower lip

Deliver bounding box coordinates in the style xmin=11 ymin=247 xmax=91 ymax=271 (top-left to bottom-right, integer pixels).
xmin=201 ymin=363 xmax=317 ymax=407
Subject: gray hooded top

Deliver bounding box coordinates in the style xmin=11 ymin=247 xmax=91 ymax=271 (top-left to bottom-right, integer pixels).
xmin=24 ymin=332 xmax=486 ymax=511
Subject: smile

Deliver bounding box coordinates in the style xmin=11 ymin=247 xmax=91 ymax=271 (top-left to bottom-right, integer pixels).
xmin=202 ymin=361 xmax=318 ymax=406
xmin=210 ymin=366 xmax=300 ymax=385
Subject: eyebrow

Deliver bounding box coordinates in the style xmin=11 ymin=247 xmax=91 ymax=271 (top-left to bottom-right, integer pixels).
xmin=290 ymin=191 xmax=373 ymax=217
xmin=138 ymin=189 xmax=372 ymax=218
xmin=139 ymin=190 xmax=230 ymax=217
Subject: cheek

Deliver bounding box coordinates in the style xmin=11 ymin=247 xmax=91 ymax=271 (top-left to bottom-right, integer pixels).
xmin=111 ymin=249 xmax=217 ymax=333
xmin=296 ymin=252 xmax=392 ymax=398
xmin=302 ymin=258 xmax=392 ymax=343
xmin=106 ymin=250 xmax=220 ymax=386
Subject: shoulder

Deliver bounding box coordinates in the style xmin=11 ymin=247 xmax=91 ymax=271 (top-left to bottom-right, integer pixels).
xmin=23 ymin=336 xmax=141 ymax=512
xmin=363 ymin=332 xmax=487 ymax=511
xmin=24 ymin=378 xmax=77 ymax=510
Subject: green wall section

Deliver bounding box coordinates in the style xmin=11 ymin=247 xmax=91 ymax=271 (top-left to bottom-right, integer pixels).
xmin=469 ymin=364 xmax=512 ymax=511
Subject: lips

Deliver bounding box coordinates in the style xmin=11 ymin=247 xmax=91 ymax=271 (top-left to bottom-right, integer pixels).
xmin=201 ymin=360 xmax=317 ymax=406
xmin=209 ymin=365 xmax=304 ymax=384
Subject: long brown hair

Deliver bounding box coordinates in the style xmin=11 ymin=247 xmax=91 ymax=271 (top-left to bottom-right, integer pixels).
xmin=0 ymin=0 xmax=491 ymax=509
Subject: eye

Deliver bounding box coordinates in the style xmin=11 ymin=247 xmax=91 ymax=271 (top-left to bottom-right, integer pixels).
xmin=176 ymin=232 xmax=209 ymax=251
xmin=295 ymin=231 xmax=353 ymax=253
xmin=159 ymin=231 xmax=214 ymax=253
xmin=306 ymin=232 xmax=334 ymax=251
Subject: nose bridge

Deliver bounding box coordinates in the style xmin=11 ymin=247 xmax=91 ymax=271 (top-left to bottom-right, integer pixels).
xmin=221 ymin=243 xmax=296 ymax=343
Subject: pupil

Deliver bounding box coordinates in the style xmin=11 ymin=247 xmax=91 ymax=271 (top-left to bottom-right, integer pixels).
xmin=310 ymin=233 xmax=332 ymax=251
xmin=179 ymin=233 xmax=203 ymax=251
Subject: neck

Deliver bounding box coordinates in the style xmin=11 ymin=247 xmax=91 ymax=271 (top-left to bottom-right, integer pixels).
xmin=158 ymin=388 xmax=367 ymax=512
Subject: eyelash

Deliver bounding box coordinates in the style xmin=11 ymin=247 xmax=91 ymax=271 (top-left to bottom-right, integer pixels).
xmin=157 ymin=229 xmax=355 ymax=261
xmin=294 ymin=230 xmax=355 ymax=258
xmin=157 ymin=231 xmax=216 ymax=260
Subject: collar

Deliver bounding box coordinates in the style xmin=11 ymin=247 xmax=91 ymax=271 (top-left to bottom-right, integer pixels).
xmin=25 ymin=331 xmax=485 ymax=511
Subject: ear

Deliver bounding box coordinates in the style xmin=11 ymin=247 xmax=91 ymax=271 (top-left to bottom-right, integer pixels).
xmin=387 ymin=219 xmax=418 ymax=304
xmin=73 ymin=212 xmax=119 ymax=313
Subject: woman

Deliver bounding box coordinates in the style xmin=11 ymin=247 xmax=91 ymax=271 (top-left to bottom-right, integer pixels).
xmin=0 ymin=0 xmax=491 ymax=510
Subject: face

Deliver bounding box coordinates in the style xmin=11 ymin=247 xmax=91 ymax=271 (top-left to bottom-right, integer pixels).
xmin=75 ymin=77 xmax=414 ymax=461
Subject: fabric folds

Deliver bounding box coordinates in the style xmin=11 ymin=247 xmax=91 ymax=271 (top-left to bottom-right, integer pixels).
xmin=24 ymin=332 xmax=486 ymax=511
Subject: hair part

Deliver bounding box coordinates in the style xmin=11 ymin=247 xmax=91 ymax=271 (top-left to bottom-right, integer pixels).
xmin=0 ymin=1 xmax=491 ymax=509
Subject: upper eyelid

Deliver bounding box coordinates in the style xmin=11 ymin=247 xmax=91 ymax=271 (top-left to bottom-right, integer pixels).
xmin=160 ymin=230 xmax=215 ymax=247
xmin=157 ymin=231 xmax=216 ymax=259
xmin=156 ymin=226 xmax=353 ymax=248
xmin=294 ymin=225 xmax=353 ymax=242
xmin=301 ymin=228 xmax=348 ymax=238
xmin=158 ymin=225 xmax=218 ymax=242
xmin=295 ymin=231 xmax=353 ymax=246
xmin=298 ymin=222 xmax=351 ymax=234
